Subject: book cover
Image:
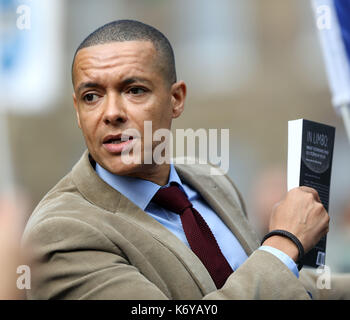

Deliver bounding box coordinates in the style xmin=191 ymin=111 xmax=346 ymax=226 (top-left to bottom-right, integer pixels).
xmin=288 ymin=119 xmax=335 ymax=268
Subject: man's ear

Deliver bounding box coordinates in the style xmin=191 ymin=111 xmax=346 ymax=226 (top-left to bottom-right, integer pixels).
xmin=73 ymin=92 xmax=82 ymax=129
xmin=170 ymin=81 xmax=186 ymax=119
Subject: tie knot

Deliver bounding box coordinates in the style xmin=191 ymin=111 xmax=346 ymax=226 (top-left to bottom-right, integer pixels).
xmin=152 ymin=184 xmax=192 ymax=215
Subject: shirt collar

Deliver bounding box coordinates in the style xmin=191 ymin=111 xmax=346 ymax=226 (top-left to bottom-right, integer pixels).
xmin=95 ymin=163 xmax=187 ymax=211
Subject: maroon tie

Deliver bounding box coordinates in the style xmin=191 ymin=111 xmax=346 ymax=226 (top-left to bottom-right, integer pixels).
xmin=152 ymin=183 xmax=233 ymax=289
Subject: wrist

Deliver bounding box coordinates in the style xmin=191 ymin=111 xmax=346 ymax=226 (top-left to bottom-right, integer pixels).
xmin=262 ymin=235 xmax=299 ymax=262
xmin=261 ymin=230 xmax=305 ymax=271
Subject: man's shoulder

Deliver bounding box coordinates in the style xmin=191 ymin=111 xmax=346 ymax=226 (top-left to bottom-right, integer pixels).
xmin=174 ymin=159 xmax=225 ymax=176
xmin=23 ymin=151 xmax=95 ymax=235
xmin=23 ymin=170 xmax=81 ymax=234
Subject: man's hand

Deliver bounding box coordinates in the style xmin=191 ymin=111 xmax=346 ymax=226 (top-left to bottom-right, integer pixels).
xmin=262 ymin=186 xmax=330 ymax=262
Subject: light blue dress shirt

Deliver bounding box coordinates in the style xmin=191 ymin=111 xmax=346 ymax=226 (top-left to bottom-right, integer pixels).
xmin=96 ymin=163 xmax=299 ymax=278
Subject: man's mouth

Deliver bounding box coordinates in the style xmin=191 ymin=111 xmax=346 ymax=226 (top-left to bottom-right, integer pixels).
xmin=102 ymin=134 xmax=134 ymax=154
xmin=103 ymin=134 xmax=133 ymax=144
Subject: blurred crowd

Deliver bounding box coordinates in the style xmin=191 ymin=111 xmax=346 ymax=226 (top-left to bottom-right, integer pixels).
xmin=0 ymin=191 xmax=28 ymax=299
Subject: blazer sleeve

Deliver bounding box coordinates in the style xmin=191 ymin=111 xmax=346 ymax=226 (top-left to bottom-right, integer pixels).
xmin=23 ymin=215 xmax=312 ymax=300
xmin=22 ymin=216 xmax=169 ymax=300
xmin=205 ymin=250 xmax=310 ymax=300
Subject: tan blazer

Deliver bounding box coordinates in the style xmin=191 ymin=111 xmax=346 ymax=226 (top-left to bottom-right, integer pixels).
xmin=22 ymin=150 xmax=350 ymax=299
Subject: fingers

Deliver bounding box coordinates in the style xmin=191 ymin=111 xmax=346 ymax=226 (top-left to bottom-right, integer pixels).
xmin=298 ymin=186 xmax=321 ymax=203
xmin=271 ymin=186 xmax=330 ymax=254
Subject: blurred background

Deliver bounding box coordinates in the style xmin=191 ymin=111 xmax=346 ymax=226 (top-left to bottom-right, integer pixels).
xmin=1 ymin=0 xmax=350 ymax=273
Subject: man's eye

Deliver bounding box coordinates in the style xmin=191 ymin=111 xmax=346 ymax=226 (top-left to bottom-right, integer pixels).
xmin=83 ymin=93 xmax=99 ymax=103
xmin=128 ymin=87 xmax=147 ymax=95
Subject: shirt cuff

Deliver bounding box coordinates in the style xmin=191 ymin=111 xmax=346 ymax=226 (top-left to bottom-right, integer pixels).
xmin=258 ymin=245 xmax=299 ymax=278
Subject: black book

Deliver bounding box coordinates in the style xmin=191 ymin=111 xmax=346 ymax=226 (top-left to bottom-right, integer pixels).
xmin=287 ymin=119 xmax=335 ymax=268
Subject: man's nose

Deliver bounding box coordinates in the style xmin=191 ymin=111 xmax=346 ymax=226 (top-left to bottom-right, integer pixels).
xmin=103 ymin=93 xmax=127 ymax=125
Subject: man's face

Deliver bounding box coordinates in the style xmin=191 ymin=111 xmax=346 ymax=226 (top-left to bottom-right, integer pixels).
xmin=72 ymin=41 xmax=186 ymax=178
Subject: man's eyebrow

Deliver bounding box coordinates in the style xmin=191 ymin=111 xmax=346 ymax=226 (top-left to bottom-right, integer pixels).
xmin=76 ymin=82 xmax=103 ymax=93
xmin=76 ymin=78 xmax=152 ymax=93
xmin=121 ymin=77 xmax=152 ymax=86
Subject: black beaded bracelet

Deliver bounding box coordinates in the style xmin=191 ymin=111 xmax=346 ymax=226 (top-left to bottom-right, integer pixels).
xmin=261 ymin=229 xmax=305 ymax=271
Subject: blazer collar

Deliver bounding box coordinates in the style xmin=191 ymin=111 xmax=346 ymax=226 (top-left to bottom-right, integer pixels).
xmin=71 ymin=150 xmax=260 ymax=295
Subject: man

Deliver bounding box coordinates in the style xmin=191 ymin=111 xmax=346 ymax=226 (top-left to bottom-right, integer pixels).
xmin=22 ymin=19 xmax=349 ymax=299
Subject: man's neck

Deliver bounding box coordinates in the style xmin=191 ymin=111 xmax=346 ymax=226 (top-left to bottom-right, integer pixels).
xmin=124 ymin=163 xmax=171 ymax=186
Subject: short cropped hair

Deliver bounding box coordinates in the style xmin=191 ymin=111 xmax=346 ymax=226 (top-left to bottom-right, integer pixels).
xmin=71 ymin=19 xmax=177 ymax=85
